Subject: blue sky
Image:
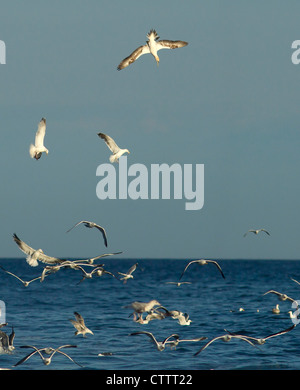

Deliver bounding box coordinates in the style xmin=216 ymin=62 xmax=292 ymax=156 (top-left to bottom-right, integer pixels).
xmin=1 ymin=1 xmax=300 ymax=260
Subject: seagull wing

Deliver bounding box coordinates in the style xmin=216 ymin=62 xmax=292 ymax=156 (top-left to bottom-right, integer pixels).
xmin=130 ymin=331 xmax=158 ymax=346
xmin=98 ymin=133 xmax=121 ymax=154
xmin=156 ymin=40 xmax=188 ymax=50
xmin=207 ymin=260 xmax=226 ymax=279
xmin=66 ymin=221 xmax=85 ymax=233
xmin=13 ymin=233 xmax=62 ymax=265
xmin=127 ymin=263 xmax=138 ymax=275
xmin=117 ymin=44 xmax=150 ymax=70
xmin=73 ymin=312 xmax=86 ymax=327
xmin=13 ymin=345 xmax=43 ymax=366
xmin=264 ymin=324 xmax=296 ymax=340
xmin=194 ymin=336 xmax=224 ymax=355
xmin=179 ymin=260 xmax=197 ymax=280
xmin=54 ymin=348 xmax=83 ymax=367
xmin=261 ymin=229 xmax=270 ymax=236
xmin=93 ymin=224 xmax=108 ymax=247
xmin=34 ymin=118 xmax=46 ymax=148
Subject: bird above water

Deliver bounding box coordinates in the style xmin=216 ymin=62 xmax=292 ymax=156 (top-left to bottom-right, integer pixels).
xmin=66 ymin=220 xmax=108 ymax=247
xmin=117 ymin=29 xmax=188 ymax=70
xmin=98 ymin=132 xmax=130 ymax=163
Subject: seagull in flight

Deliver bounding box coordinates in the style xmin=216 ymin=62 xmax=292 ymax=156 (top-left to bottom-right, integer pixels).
xmin=13 ymin=233 xmax=63 ymax=267
xmin=263 ymin=290 xmax=297 ymax=304
xmin=98 ymin=132 xmax=130 ymax=163
xmin=243 ymin=229 xmax=270 ymax=237
xmin=179 ymin=259 xmax=225 ymax=281
xmin=117 ymin=29 xmax=188 ymax=70
xmin=130 ymin=331 xmax=179 ymax=351
xmin=69 ymin=312 xmax=94 ymax=337
xmin=117 ymin=262 xmax=138 ymax=283
xmin=224 ymin=324 xmax=296 ymax=345
xmin=194 ymin=333 xmax=256 ymax=355
xmin=29 ymin=118 xmax=49 ymax=160
xmin=165 ymin=281 xmax=192 ymax=287
xmin=66 ymin=220 xmax=108 ymax=247
xmin=13 ymin=345 xmax=82 ymax=367
xmin=0 ymin=265 xmax=44 ymax=287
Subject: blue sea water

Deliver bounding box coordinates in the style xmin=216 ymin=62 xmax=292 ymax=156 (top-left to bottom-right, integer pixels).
xmin=0 ymin=258 xmax=300 ymax=371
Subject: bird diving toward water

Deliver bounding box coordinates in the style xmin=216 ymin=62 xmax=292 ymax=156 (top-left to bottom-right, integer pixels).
xmin=243 ymin=229 xmax=270 ymax=237
xmin=98 ymin=133 xmax=130 ymax=163
xmin=66 ymin=220 xmax=108 ymax=247
xmin=117 ymin=29 xmax=188 ymax=70
xmin=179 ymin=259 xmax=225 ymax=281
xmin=13 ymin=233 xmax=63 ymax=267
xmin=29 ymin=118 xmax=49 ymax=160
xmin=69 ymin=312 xmax=94 ymax=337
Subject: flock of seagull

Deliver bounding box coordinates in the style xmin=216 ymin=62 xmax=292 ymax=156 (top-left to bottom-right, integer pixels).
xmin=1 ymin=28 xmax=296 ymax=368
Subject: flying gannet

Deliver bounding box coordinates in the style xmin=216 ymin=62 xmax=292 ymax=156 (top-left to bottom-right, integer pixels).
xmin=98 ymin=132 xmax=130 ymax=163
xmin=13 ymin=233 xmax=63 ymax=267
xmin=117 ymin=29 xmax=188 ymax=70
xmin=66 ymin=220 xmax=108 ymax=247
xmin=29 ymin=118 xmax=49 ymax=160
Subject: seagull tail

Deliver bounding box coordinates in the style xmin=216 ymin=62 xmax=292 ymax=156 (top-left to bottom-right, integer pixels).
xmin=29 ymin=144 xmax=37 ymax=159
xmin=26 ymin=255 xmax=39 ymax=267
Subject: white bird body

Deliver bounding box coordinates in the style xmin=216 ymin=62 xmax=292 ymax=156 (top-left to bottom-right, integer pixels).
xmin=118 ymin=263 xmax=138 ymax=283
xmin=98 ymin=132 xmax=130 ymax=163
xmin=29 ymin=118 xmax=49 ymax=160
xmin=117 ymin=29 xmax=188 ymax=70
xmin=69 ymin=312 xmax=94 ymax=337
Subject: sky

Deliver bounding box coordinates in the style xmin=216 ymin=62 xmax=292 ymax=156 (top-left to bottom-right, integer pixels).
xmin=1 ymin=1 xmax=300 ymax=260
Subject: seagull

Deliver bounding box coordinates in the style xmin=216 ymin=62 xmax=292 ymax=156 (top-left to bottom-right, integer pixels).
xmin=0 ymin=327 xmax=15 ymax=354
xmin=166 ymin=335 xmax=207 ymax=350
xmin=154 ymin=305 xmax=184 ymax=319
xmin=117 ymin=29 xmax=188 ymax=70
xmin=69 ymin=312 xmax=94 ymax=337
xmin=75 ymin=264 xmax=116 ymax=284
xmin=263 ymin=290 xmax=297 ymax=304
xmin=272 ymin=304 xmax=280 ymax=314
xmin=165 ymin=281 xmax=192 ymax=287
xmin=224 ymin=324 xmax=296 ymax=345
xmin=124 ymin=299 xmax=161 ymax=320
xmin=29 ymin=118 xmax=49 ymax=160
xmin=194 ymin=334 xmax=256 ymax=355
xmin=98 ymin=132 xmax=130 ymax=163
xmin=13 ymin=233 xmax=63 ymax=267
xmin=176 ymin=313 xmax=192 ymax=326
xmin=117 ymin=262 xmax=138 ymax=283
xmin=179 ymin=259 xmax=225 ymax=281
xmin=0 ymin=265 xmax=44 ymax=287
xmin=243 ymin=229 xmax=270 ymax=237
xmin=130 ymin=331 xmax=179 ymax=351
xmin=66 ymin=220 xmax=108 ymax=247
xmin=13 ymin=345 xmax=82 ymax=367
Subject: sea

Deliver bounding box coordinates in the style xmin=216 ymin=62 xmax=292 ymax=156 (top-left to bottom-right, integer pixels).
xmin=0 ymin=258 xmax=300 ymax=375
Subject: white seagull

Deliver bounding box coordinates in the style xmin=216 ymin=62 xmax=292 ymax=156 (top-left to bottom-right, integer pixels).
xmin=124 ymin=299 xmax=161 ymax=320
xmin=13 ymin=345 xmax=82 ymax=367
xmin=98 ymin=132 xmax=130 ymax=163
xmin=69 ymin=312 xmax=94 ymax=337
xmin=224 ymin=324 xmax=296 ymax=345
xmin=194 ymin=334 xmax=256 ymax=355
xmin=29 ymin=118 xmax=49 ymax=160
xmin=13 ymin=233 xmax=63 ymax=267
xmin=117 ymin=29 xmax=188 ymax=70
xmin=130 ymin=331 xmax=179 ymax=351
xmin=179 ymin=259 xmax=225 ymax=281
xmin=117 ymin=262 xmax=138 ymax=283
xmin=66 ymin=220 xmax=108 ymax=247
xmin=0 ymin=265 xmax=44 ymax=287
xmin=243 ymin=229 xmax=270 ymax=237
xmin=263 ymin=290 xmax=297 ymax=304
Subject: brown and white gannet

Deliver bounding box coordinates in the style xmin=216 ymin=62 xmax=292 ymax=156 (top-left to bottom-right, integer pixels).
xmin=117 ymin=29 xmax=188 ymax=70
